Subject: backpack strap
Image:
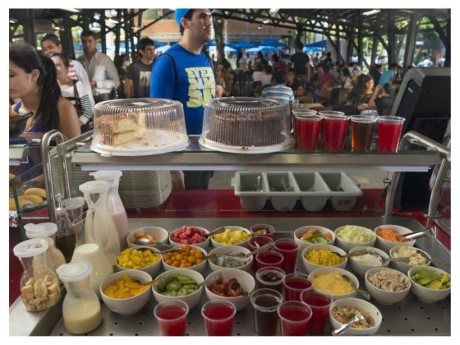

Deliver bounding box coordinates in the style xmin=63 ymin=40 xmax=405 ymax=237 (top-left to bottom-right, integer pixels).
xmin=163 ymin=52 xmax=178 ymax=87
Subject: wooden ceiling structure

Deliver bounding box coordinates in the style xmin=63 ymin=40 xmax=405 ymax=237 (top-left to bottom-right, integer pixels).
xmin=9 ymin=8 xmax=450 ymax=67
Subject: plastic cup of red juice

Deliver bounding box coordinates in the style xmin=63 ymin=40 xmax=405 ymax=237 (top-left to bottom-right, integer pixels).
xmin=321 ymin=112 xmax=349 ymax=151
xmin=201 ymin=300 xmax=236 ymax=336
xmin=283 ymin=272 xmax=312 ymax=301
xmin=293 ymin=110 xmax=322 ymax=151
xmin=255 ymin=250 xmax=284 ymax=270
xmin=377 ymin=116 xmax=406 ymax=152
xmin=250 ymin=224 xmax=275 ymax=239
xmin=277 ymin=300 xmax=313 ymax=336
xmin=153 ymin=300 xmax=189 ymax=336
xmin=249 ymin=236 xmax=274 ymax=269
xmin=300 ymin=289 xmax=333 ymax=335
xmin=274 ymin=238 xmax=299 ymax=274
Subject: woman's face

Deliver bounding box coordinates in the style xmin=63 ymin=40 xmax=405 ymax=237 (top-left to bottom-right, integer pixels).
xmin=51 ymin=55 xmax=68 ymax=83
xmin=9 ymin=61 xmax=38 ymax=99
xmin=41 ymin=40 xmax=62 ymax=57
xmin=365 ymin=79 xmax=374 ymax=90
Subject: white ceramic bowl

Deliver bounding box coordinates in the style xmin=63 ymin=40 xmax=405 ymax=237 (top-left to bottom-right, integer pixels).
xmin=408 ymin=266 xmax=451 ymax=303
xmin=389 ymin=246 xmax=432 ymax=275
xmin=161 ymin=245 xmax=208 ymax=274
xmin=169 ymin=225 xmax=211 ymax=249
xmin=204 ymin=268 xmax=256 ymax=311
xmin=126 ymin=226 xmax=169 ymax=248
xmin=301 ymin=244 xmax=347 ymax=274
xmin=116 ymin=246 xmax=162 ymax=277
xmin=309 ymin=267 xmax=359 ymax=300
xmin=365 ymin=267 xmax=411 ymax=305
xmin=349 ymin=246 xmax=390 ymax=278
xmin=374 ymin=224 xmax=416 ymax=253
xmin=152 ymin=268 xmax=204 ymax=310
xmin=334 ymin=225 xmax=376 ymax=253
xmin=329 ymin=297 xmax=383 ymax=335
xmin=293 ymin=225 xmax=335 ymax=253
xmin=100 ymin=269 xmax=152 ymax=315
xmin=208 ymin=245 xmax=252 ymax=272
xmin=210 ymin=226 xmax=251 ymax=248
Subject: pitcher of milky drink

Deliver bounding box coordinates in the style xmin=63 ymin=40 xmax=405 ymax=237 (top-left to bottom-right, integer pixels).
xmin=90 ymin=170 xmax=129 ymax=250
xmin=78 ymin=180 xmax=120 ymax=266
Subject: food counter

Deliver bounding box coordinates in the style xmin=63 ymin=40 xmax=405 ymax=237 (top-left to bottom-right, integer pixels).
xmin=9 ymin=217 xmax=451 ymax=336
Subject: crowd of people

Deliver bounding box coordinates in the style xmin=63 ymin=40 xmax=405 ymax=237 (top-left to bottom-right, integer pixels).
xmin=9 ymin=8 xmax=445 ymax=165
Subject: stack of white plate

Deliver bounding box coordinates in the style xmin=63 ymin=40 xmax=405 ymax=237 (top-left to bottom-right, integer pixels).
xmin=51 ymin=156 xmax=171 ymax=210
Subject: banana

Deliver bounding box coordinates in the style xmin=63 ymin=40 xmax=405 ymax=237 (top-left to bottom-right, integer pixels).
xmin=24 ymin=187 xmax=47 ymax=199
xmin=21 ymin=194 xmax=44 ymax=204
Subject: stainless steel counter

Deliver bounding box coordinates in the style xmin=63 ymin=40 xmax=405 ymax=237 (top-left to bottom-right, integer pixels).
xmin=10 ymin=217 xmax=451 ymax=336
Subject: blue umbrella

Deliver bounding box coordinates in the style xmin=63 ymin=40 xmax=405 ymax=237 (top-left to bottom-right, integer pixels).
xmin=258 ymin=39 xmax=287 ymax=47
xmin=152 ymin=40 xmax=167 ymax=47
xmin=204 ymin=39 xmax=231 ymax=47
xmin=232 ymin=40 xmax=255 ymax=49
xmin=305 ymin=40 xmax=328 ymax=48
xmin=246 ymin=46 xmax=280 ymax=53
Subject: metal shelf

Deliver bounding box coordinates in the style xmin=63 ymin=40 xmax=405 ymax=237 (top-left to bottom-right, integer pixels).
xmin=10 ymin=217 xmax=451 ymax=336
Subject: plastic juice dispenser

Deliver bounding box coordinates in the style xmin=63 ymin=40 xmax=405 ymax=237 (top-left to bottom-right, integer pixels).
xmin=56 ymin=261 xmax=102 ymax=334
xmin=24 ymin=222 xmax=66 ymax=275
xmin=55 ymin=196 xmax=85 ymax=262
xmin=90 ymin=171 xmax=129 ymax=250
xmin=78 ymin=180 xmax=120 ymax=266
xmin=13 ymin=238 xmax=61 ymax=311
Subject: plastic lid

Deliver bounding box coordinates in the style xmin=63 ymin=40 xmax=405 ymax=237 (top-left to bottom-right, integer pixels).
xmin=56 ymin=261 xmax=92 ymax=282
xmin=13 ymin=238 xmax=49 ymax=258
xmin=24 ymin=222 xmax=58 ymax=239
xmin=90 ymin=170 xmax=122 ymax=182
xmin=79 ymin=180 xmax=110 ymax=194
xmin=62 ymin=197 xmax=85 ymax=210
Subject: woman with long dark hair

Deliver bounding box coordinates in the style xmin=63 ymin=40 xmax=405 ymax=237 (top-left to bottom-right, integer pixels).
xmin=9 ymin=42 xmax=80 ymax=139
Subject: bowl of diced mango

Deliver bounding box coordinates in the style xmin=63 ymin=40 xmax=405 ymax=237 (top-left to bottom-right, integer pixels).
xmin=210 ymin=226 xmax=251 ymax=248
xmin=100 ymin=270 xmax=152 ymax=315
xmin=116 ymin=246 xmax=162 ymax=277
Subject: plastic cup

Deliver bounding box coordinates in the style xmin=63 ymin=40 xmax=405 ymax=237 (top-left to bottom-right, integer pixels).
xmin=250 ymin=224 xmax=275 ymax=239
xmin=293 ymin=112 xmax=322 ymax=151
xmin=201 ymin=300 xmax=236 ymax=336
xmin=377 ymin=116 xmax=406 ymax=152
xmin=283 ymin=272 xmax=312 ymax=301
xmin=274 ymin=238 xmax=298 ymax=274
xmin=300 ymin=289 xmax=333 ymax=335
xmin=249 ymin=236 xmax=274 ymax=269
xmin=153 ymin=300 xmax=189 ymax=336
xmin=350 ymin=115 xmax=377 ymax=152
xmin=321 ymin=112 xmax=350 ymax=151
xmin=255 ymin=266 xmax=286 ymax=293
xmin=277 ymin=301 xmax=313 ymax=336
xmin=250 ymin=288 xmax=284 ymax=336
xmin=255 ymin=250 xmax=284 ymax=270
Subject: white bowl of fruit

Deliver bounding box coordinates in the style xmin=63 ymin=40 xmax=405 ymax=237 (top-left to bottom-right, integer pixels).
xmin=210 ymin=226 xmax=251 ymax=248
xmin=169 ymin=225 xmax=210 ymax=249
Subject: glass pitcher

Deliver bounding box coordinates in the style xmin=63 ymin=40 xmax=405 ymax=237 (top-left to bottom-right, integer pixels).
xmin=13 ymin=238 xmax=61 ymax=311
xmin=56 ymin=261 xmax=102 ymax=334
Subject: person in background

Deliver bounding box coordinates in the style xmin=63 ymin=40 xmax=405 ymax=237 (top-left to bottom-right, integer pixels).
xmin=9 ymin=42 xmax=81 ymax=139
xmin=286 ymin=68 xmax=304 ymax=96
xmin=378 ymin=63 xmax=399 ymax=87
xmin=261 ymin=70 xmax=295 ymax=105
xmin=369 ymin=63 xmax=382 ymax=85
xmin=349 ymin=74 xmax=378 ymax=113
xmin=125 ymin=38 xmax=156 ymax=98
xmin=40 ymin=33 xmax=94 ymax=107
xmin=77 ymin=30 xmax=120 ymax=103
xmin=150 ymin=8 xmax=215 ymax=190
xmin=50 ymin=52 xmax=93 ymax=131
xmin=375 ymin=83 xmax=396 ymax=115
xmin=290 ymin=42 xmax=309 ymax=89
xmin=341 ymin=67 xmax=353 ymax=89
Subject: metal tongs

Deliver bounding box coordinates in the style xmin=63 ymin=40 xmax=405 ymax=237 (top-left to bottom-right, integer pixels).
xmin=401 ymin=228 xmax=434 ymax=241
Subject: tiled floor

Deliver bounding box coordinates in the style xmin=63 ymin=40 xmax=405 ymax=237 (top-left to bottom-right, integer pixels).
xmin=209 ymin=170 xmax=389 ymax=190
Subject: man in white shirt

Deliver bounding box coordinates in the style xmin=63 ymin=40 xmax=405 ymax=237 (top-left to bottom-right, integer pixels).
xmin=77 ymin=30 xmax=120 ymax=103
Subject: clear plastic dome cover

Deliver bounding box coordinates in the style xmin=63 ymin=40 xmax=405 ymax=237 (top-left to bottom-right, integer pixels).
xmin=91 ymin=98 xmax=189 ymax=156
xmin=199 ymin=97 xmax=293 ymax=153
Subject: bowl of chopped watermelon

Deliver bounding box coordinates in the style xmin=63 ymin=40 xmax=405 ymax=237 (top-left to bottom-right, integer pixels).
xmin=169 ymin=225 xmax=210 ymax=249
xmin=294 ymin=225 xmax=335 ymax=253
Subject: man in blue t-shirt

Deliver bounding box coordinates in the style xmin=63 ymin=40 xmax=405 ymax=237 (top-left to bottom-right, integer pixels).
xmin=150 ymin=8 xmax=215 ymax=189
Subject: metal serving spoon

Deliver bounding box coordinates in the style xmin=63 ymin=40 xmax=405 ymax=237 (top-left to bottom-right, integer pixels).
xmin=332 ymin=314 xmax=366 ymax=336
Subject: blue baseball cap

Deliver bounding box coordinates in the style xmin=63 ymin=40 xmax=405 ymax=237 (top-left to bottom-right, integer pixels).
xmin=175 ymin=9 xmax=192 ymax=27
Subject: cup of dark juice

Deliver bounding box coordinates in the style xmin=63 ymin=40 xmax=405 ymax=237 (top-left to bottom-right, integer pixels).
xmin=255 ymin=266 xmax=286 ymax=293
xmin=250 ymin=288 xmax=284 ymax=336
xmin=350 ymin=115 xmax=377 ymax=152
